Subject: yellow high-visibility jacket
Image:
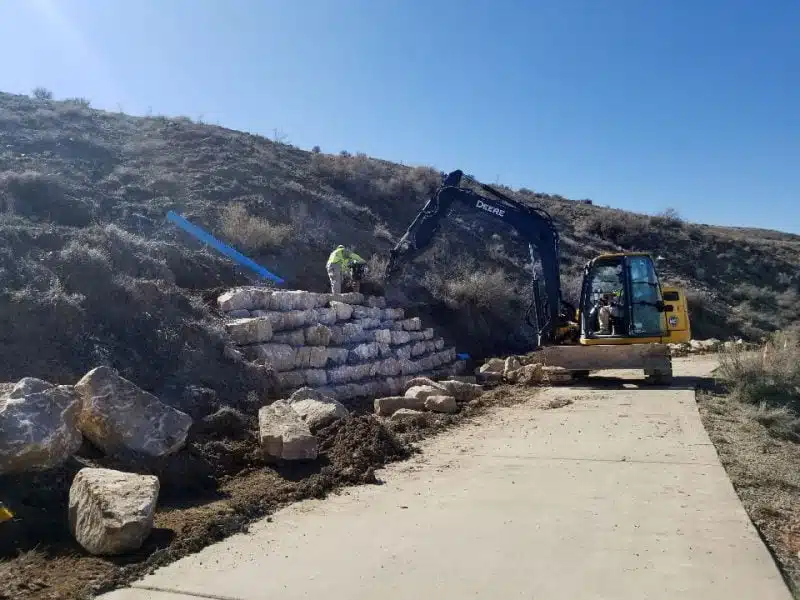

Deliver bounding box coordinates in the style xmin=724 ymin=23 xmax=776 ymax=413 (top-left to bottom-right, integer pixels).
xmin=327 ymin=246 xmax=365 ymax=268
xmin=0 ymin=504 xmax=13 ymax=523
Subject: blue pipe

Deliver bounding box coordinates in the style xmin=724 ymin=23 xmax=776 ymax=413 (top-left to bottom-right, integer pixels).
xmin=166 ymin=211 xmax=285 ymax=284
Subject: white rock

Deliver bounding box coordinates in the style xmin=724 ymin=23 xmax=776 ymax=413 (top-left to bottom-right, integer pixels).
xmin=75 ymin=367 xmax=192 ymax=457
xmin=313 ymin=307 xmax=338 ymax=326
xmin=422 ymin=328 xmax=435 ymax=340
xmin=218 ymin=289 xmax=257 ymax=312
xmin=295 ymin=346 xmax=329 ymax=369
xmin=425 ymin=395 xmax=458 ymax=414
xmin=350 ymin=342 xmax=380 ymax=363
xmin=405 ymin=384 xmax=444 ymax=401
xmin=400 ymin=358 xmax=421 ymax=375
xmin=402 ymin=317 xmax=422 ymax=332
xmin=377 ymin=358 xmax=402 ymax=377
xmin=227 ymin=309 xmax=251 ymax=319
xmin=305 ymin=324 xmax=332 ymax=346
xmin=366 ymin=295 xmax=387 ymax=309
xmin=381 ymin=307 xmax=405 ymax=320
xmin=374 ymin=395 xmax=426 ymax=416
xmin=355 ymin=317 xmax=382 ymax=330
xmin=410 ymin=341 xmax=428 ymax=357
xmin=505 ymin=363 xmax=543 ymax=385
xmin=331 ymin=292 xmax=364 ymax=305
xmin=438 ymin=380 xmax=484 ymax=402
xmin=391 ymin=330 xmax=412 ymax=345
xmin=479 ymin=358 xmax=505 ymax=374
xmin=390 ymin=408 xmax=426 ymax=423
xmin=378 ymin=343 xmax=393 ymax=358
xmin=373 ymin=329 xmax=392 ymax=344
xmin=225 ymin=317 xmax=273 ymax=345
xmin=288 ymin=388 xmax=348 ymax=431
xmin=69 ymin=468 xmax=159 ymax=555
xmin=244 ymin=344 xmax=297 ymax=371
xmin=258 ymin=400 xmax=318 ymax=460
xmin=433 ymin=338 xmax=446 ymax=351
xmin=330 ymin=301 xmax=354 ymax=321
xmin=0 ymin=378 xmax=82 ymax=474
xmin=353 ymin=306 xmax=382 ymax=320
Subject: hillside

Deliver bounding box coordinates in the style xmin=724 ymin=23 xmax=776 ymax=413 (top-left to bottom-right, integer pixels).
xmin=1 ymin=90 xmax=798 ymax=407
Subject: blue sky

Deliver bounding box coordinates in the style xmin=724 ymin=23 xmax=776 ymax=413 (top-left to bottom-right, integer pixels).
xmin=1 ymin=0 xmax=798 ymax=233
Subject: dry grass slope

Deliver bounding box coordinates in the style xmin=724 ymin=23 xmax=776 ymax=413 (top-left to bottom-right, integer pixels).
xmin=0 ymin=88 xmax=798 ymax=411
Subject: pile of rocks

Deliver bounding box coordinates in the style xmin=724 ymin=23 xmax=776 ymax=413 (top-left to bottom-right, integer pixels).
xmin=219 ymin=288 xmax=466 ymax=400
xmin=1 ymin=367 xmax=194 ymax=555
xmin=372 ymin=376 xmax=485 ymax=420
xmin=477 ymin=355 xmax=574 ymax=385
xmin=668 ymin=338 xmax=751 ymax=357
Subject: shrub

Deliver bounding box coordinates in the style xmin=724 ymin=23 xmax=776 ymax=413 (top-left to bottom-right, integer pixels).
xmin=718 ymin=331 xmax=800 ymax=419
xmin=63 ymin=97 xmax=91 ymax=108
xmin=220 ymin=203 xmax=292 ymax=252
xmin=31 ymin=87 xmax=53 ymax=101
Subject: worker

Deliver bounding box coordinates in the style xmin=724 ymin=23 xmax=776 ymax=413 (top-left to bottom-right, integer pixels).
xmin=326 ymin=245 xmax=366 ymax=294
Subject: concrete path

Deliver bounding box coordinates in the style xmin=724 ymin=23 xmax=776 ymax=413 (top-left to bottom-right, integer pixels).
xmin=102 ymin=357 xmax=792 ymax=600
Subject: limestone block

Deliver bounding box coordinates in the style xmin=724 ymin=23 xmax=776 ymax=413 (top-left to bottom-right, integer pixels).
xmin=354 ymin=317 xmax=382 ymax=330
xmin=422 ymin=328 xmax=435 ymax=340
xmin=258 ymin=400 xmax=318 ymax=460
xmin=295 ymin=346 xmax=329 ymax=369
xmin=305 ymin=324 xmax=332 ymax=346
xmin=374 ymin=395 xmax=426 ymax=416
xmin=381 ymin=307 xmax=405 ymax=320
xmin=438 ymin=380 xmax=484 ymax=402
xmin=69 ymin=468 xmax=159 ymax=555
xmin=330 ymin=301 xmax=354 ymax=321
xmin=391 ymin=331 xmax=412 ymax=345
xmin=218 ymin=288 xmax=271 ymax=312
xmin=400 ymin=359 xmax=421 ymax=375
xmin=287 ymin=388 xmax=347 ymax=430
xmin=314 ymin=307 xmax=338 ymax=326
xmin=434 ymin=338 xmax=446 ymax=351
xmin=349 ymin=342 xmax=381 ymax=363
xmin=330 ymin=292 xmax=364 ymax=305
xmin=227 ymin=309 xmax=251 ymax=319
xmin=395 ymin=345 xmax=413 ymax=360
xmin=273 ymin=370 xmax=307 ymax=390
xmin=373 ymin=329 xmax=392 ymax=344
xmin=425 ymin=395 xmax=458 ymax=414
xmin=377 ymin=343 xmax=393 ymax=358
xmin=377 ymin=358 xmax=402 ymax=377
xmin=410 ymin=341 xmax=428 ymax=357
xmin=353 ymin=306 xmax=382 ymax=320
xmin=244 ymin=344 xmax=297 ymax=371
xmin=402 ymin=317 xmax=422 ymax=332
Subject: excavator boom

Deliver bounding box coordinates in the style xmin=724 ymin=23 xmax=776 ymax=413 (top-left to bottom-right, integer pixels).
xmin=386 ymin=170 xmax=564 ymax=346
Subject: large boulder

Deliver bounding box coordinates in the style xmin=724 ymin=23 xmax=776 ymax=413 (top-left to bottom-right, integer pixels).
xmin=69 ymin=468 xmax=159 ymax=555
xmin=287 ymin=388 xmax=348 ymax=431
xmin=330 ymin=301 xmax=354 ymax=321
xmin=0 ymin=378 xmax=83 ymax=474
xmin=374 ymin=395 xmax=426 ymax=416
xmin=225 ymin=317 xmax=273 ymax=345
xmin=74 ymin=367 xmax=192 ymax=457
xmin=258 ymin=400 xmax=318 ymax=460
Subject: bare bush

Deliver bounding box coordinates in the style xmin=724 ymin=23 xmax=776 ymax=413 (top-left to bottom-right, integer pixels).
xmin=718 ymin=331 xmax=800 ymax=431
xmin=220 ymin=204 xmax=292 ymax=252
xmin=31 ymin=87 xmax=53 ymax=101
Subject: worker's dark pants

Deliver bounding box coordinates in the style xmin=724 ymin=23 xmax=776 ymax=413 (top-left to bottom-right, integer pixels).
xmin=327 ymin=263 xmax=342 ymax=294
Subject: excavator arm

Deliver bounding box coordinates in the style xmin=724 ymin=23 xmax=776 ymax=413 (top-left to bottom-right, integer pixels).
xmin=386 ymin=170 xmax=565 ymax=346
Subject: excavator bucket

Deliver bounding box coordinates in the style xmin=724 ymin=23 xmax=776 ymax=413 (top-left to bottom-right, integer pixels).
xmin=533 ymin=343 xmax=673 ymax=384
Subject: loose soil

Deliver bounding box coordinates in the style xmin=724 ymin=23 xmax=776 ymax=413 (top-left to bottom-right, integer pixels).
xmin=0 ymin=383 xmax=531 ymax=600
xmin=697 ymin=385 xmax=800 ymax=598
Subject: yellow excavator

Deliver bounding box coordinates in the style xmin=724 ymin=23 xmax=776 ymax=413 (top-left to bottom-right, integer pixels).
xmin=386 ymin=170 xmax=691 ymax=384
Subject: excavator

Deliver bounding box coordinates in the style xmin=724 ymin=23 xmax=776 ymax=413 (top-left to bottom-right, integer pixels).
xmin=385 ymin=170 xmax=691 ymax=384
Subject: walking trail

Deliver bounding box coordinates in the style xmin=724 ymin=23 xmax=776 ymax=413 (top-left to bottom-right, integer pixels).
xmin=102 ymin=356 xmax=792 ymax=600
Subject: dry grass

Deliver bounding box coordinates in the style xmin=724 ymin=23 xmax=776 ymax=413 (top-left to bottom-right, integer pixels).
xmin=219 ymin=204 xmax=293 ymax=253
xmin=698 ymin=333 xmax=800 ymax=596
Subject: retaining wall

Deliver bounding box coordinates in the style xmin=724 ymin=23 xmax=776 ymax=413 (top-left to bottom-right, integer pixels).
xmin=219 ymin=288 xmax=466 ymax=401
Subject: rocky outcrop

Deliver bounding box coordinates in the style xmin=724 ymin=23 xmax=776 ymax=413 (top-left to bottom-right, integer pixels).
xmin=258 ymin=400 xmax=318 ymax=460
xmin=287 ymin=388 xmax=348 ymax=431
xmin=0 ymin=378 xmax=83 ymax=474
xmin=68 ymin=468 xmax=159 ymax=555
xmin=74 ymin=367 xmax=192 ymax=457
